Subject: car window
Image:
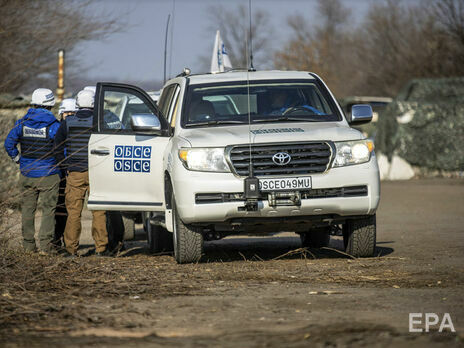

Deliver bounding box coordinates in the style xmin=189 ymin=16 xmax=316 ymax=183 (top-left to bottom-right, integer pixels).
xmin=167 ymin=85 xmax=181 ymax=124
xmin=171 ymin=98 xmax=180 ymax=128
xmin=101 ymin=90 xmax=155 ymax=131
xmin=158 ymin=85 xmax=176 ymax=117
xmin=183 ymin=80 xmax=341 ymax=127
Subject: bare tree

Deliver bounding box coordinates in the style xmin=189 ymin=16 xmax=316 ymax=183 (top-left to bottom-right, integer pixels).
xmin=354 ymin=0 xmax=464 ymax=96
xmin=0 ymin=0 xmax=123 ymax=94
xmin=432 ymin=0 xmax=464 ymax=70
xmin=204 ymin=4 xmax=273 ymax=70
xmin=274 ymin=0 xmax=355 ymax=96
xmin=353 ymin=0 xmax=433 ymax=96
xmin=275 ymin=0 xmax=464 ymax=98
xmin=434 ymin=0 xmax=464 ymax=43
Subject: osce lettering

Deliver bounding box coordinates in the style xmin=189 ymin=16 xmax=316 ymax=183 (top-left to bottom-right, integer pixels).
xmin=114 ymin=145 xmax=151 ymax=173
xmin=23 ymin=126 xmax=46 ymax=138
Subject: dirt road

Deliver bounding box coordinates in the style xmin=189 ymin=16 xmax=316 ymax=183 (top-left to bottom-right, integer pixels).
xmin=0 ymin=179 xmax=463 ymax=347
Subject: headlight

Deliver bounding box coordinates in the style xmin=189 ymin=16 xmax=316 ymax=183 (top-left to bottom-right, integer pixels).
xmin=332 ymin=140 xmax=374 ymax=167
xmin=178 ymin=148 xmax=230 ymax=172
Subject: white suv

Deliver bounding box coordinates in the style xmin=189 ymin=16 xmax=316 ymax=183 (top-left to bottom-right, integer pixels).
xmin=88 ymin=70 xmax=380 ymax=263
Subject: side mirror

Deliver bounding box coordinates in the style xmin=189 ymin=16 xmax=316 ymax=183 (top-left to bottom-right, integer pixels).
xmin=131 ymin=113 xmax=162 ymax=135
xmin=349 ymin=104 xmax=373 ymax=125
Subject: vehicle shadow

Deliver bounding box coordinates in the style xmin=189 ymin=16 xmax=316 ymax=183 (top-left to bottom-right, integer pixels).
xmin=94 ymin=233 xmax=394 ymax=261
xmin=201 ymin=235 xmax=394 ymax=263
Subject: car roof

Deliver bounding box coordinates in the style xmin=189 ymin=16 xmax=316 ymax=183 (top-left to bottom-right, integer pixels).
xmin=170 ymin=70 xmax=316 ymax=85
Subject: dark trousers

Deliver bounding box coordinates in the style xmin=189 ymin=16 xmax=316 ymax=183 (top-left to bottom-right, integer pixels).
xmin=53 ymin=175 xmax=67 ymax=247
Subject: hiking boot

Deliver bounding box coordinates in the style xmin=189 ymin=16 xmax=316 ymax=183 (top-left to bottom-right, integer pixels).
xmin=39 ymin=247 xmax=59 ymax=256
xmin=95 ymin=248 xmax=112 ymax=257
xmin=62 ymin=251 xmax=77 ymax=259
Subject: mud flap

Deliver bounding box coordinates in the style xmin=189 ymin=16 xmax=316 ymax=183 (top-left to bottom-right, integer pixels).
xmin=165 ymin=209 xmax=173 ymax=232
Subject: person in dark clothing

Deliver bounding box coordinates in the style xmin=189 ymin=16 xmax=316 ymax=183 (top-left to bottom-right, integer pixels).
xmin=54 ymin=89 xmax=109 ymax=257
xmin=4 ymin=88 xmax=60 ymax=254
xmin=267 ymin=89 xmax=324 ymax=115
xmin=53 ymin=98 xmax=77 ymax=249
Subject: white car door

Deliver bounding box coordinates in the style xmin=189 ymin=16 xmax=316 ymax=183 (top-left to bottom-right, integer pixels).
xmin=88 ymin=83 xmax=170 ymax=211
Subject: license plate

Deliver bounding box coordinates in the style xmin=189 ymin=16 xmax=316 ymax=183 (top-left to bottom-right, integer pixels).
xmin=258 ymin=177 xmax=312 ymax=192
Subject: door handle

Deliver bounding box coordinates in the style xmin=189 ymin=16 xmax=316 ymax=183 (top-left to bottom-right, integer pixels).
xmin=90 ymin=149 xmax=110 ymax=156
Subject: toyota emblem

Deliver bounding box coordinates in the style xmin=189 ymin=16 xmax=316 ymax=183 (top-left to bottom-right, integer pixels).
xmin=272 ymin=152 xmax=291 ymax=166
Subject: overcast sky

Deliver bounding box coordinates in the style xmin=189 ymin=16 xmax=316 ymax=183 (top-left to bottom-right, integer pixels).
xmin=76 ymin=0 xmax=419 ymax=90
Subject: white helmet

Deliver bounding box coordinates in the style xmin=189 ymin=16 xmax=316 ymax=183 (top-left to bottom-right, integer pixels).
xmin=59 ymin=98 xmax=77 ymax=115
xmin=31 ymin=88 xmax=55 ymax=107
xmin=84 ymin=86 xmax=96 ymax=93
xmin=76 ymin=89 xmax=95 ymax=108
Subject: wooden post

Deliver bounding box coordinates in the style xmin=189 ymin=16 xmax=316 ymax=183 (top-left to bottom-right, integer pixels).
xmin=56 ymin=49 xmax=65 ymax=103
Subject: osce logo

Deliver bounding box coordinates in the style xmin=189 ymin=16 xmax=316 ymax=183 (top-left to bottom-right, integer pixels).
xmin=114 ymin=145 xmax=151 ymax=173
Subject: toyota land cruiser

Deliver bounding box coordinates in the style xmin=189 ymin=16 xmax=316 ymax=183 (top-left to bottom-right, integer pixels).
xmin=88 ymin=70 xmax=380 ymax=263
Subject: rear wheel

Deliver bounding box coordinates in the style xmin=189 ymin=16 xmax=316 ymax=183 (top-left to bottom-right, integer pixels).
xmin=343 ymin=215 xmax=376 ymax=257
xmin=122 ymin=216 xmax=135 ymax=240
xmin=106 ymin=211 xmax=125 ymax=254
xmin=172 ymin=194 xmax=203 ymax=264
xmin=144 ymin=213 xmax=173 ymax=253
xmin=300 ymin=227 xmax=331 ymax=248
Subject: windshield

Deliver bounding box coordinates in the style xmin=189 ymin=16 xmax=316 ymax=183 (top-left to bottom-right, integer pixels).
xmin=182 ymin=80 xmax=341 ymax=127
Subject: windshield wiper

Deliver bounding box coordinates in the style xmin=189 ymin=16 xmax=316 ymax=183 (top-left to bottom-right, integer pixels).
xmin=186 ymin=120 xmax=245 ymax=127
xmin=252 ymin=116 xmax=318 ymax=123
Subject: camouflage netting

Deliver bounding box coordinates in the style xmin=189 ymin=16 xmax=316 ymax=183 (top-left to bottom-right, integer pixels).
xmin=0 ymin=94 xmax=30 ymax=208
xmin=376 ymin=78 xmax=464 ymax=172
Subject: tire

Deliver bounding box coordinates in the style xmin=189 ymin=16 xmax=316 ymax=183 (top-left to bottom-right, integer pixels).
xmin=300 ymin=227 xmax=330 ymax=248
xmin=172 ymin=194 xmax=203 ymax=264
xmin=144 ymin=214 xmax=173 ymax=253
xmin=122 ymin=216 xmax=135 ymax=240
xmin=343 ymin=215 xmax=376 ymax=257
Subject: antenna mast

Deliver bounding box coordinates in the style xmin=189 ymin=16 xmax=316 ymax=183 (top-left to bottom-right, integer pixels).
xmin=248 ymin=0 xmax=255 ymax=71
xmin=239 ymin=0 xmax=259 ymax=212
xmin=163 ymin=14 xmax=171 ymax=83
xmin=169 ymin=0 xmax=176 ymax=77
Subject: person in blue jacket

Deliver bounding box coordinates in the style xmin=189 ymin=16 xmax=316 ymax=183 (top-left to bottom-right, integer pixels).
xmin=4 ymin=88 xmax=61 ymax=254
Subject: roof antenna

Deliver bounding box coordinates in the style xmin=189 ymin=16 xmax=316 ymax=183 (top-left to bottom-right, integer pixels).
xmin=168 ymin=0 xmax=176 ymax=78
xmin=163 ymin=14 xmax=171 ymax=83
xmin=248 ymin=0 xmax=255 ymax=71
xmin=239 ymin=0 xmax=259 ymax=212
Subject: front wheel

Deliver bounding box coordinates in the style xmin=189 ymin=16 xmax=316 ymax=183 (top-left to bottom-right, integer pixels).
xmin=343 ymin=215 xmax=376 ymax=257
xmin=172 ymin=194 xmax=203 ymax=264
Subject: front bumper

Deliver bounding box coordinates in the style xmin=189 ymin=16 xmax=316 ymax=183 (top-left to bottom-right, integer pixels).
xmin=173 ymin=155 xmax=380 ymax=224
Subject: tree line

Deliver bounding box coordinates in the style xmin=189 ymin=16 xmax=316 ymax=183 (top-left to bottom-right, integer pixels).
xmin=212 ymin=0 xmax=464 ymax=98
xmin=1 ymin=0 xmax=463 ymax=98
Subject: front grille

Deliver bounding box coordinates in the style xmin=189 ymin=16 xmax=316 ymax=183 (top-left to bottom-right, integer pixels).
xmin=227 ymin=142 xmax=333 ymax=177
